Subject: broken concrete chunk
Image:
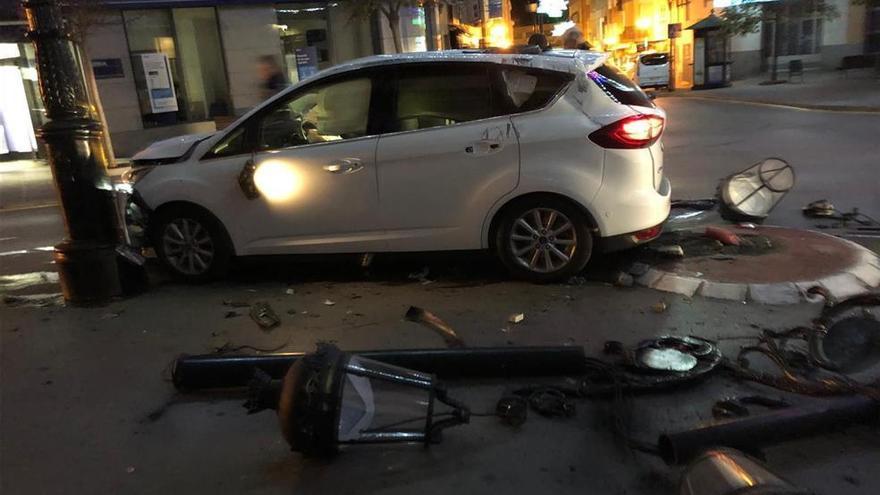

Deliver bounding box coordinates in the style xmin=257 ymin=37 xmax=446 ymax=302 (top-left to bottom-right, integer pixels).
xmin=508 ymin=313 xmax=525 ymax=324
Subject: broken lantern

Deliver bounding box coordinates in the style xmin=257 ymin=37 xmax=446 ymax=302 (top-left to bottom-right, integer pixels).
xmin=277 ymin=344 xmax=470 ymax=457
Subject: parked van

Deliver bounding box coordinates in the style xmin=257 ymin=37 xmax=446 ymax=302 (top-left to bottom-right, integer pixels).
xmin=636 ymin=52 xmax=670 ymax=89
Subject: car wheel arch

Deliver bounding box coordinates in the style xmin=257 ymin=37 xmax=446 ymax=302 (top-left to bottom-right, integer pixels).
xmin=148 ymin=200 xmax=236 ymax=256
xmin=486 ymin=192 xmax=600 ymax=251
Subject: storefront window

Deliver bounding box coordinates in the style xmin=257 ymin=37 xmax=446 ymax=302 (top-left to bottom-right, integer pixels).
xmin=0 ymin=42 xmax=41 ymax=157
xmin=276 ymin=3 xmax=332 ymax=84
xmin=123 ymin=8 xmax=230 ymax=128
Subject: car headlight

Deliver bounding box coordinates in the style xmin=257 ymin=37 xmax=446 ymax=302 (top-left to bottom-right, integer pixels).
xmin=121 ymin=166 xmax=155 ymax=185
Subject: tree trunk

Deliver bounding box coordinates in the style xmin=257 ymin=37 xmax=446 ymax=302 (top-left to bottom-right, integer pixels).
xmin=769 ymin=18 xmax=778 ymax=82
xmin=386 ymin=11 xmax=402 ymax=53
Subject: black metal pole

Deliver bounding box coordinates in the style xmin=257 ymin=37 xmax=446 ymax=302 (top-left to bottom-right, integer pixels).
xmin=658 ymin=395 xmax=880 ymax=465
xmin=173 ymin=346 xmax=588 ymax=390
xmin=24 ymin=0 xmax=122 ymax=304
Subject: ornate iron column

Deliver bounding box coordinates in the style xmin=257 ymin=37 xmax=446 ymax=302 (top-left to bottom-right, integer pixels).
xmin=23 ymin=0 xmax=122 ymax=304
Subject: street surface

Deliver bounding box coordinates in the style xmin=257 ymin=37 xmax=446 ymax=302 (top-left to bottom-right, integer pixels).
xmin=2 ymin=97 xmax=879 ymax=494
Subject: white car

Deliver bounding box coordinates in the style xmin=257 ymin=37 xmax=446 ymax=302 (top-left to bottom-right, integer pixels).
xmin=636 ymin=52 xmax=670 ymax=89
xmin=126 ymin=50 xmax=670 ymax=283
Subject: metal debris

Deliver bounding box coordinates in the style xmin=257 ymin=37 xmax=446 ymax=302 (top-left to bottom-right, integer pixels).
xmin=802 ymin=199 xmax=836 ymax=218
xmin=404 ymin=306 xmax=464 ymax=348
xmin=322 ymin=299 xmax=336 ymax=306
xmin=508 ymin=313 xmax=525 ymax=324
xmin=712 ymin=396 xmax=790 ymax=419
xmin=495 ymin=395 xmax=528 ymax=427
xmin=249 ymin=301 xmax=280 ymax=330
xmin=613 ymin=272 xmax=634 ymax=287
xmin=704 ymin=226 xmax=741 ymax=246
xmin=652 ymin=301 xmax=668 ymax=313
xmin=653 ymin=245 xmax=684 ymax=257
xmin=408 ymin=266 xmax=433 ymax=285
xmin=222 ymin=300 xmax=250 ymax=308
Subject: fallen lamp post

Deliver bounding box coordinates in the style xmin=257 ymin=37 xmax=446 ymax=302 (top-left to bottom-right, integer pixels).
xmin=172 ymin=345 xmax=588 ymax=390
xmin=659 ymin=394 xmax=880 ymax=465
xmin=680 ymin=447 xmax=811 ymax=495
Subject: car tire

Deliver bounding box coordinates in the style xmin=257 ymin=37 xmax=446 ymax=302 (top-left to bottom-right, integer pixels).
xmin=151 ymin=205 xmax=232 ymax=283
xmin=494 ymin=197 xmax=593 ymax=283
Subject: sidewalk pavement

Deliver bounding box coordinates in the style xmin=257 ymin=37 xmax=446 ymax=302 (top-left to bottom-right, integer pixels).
xmin=660 ymin=69 xmax=880 ymax=112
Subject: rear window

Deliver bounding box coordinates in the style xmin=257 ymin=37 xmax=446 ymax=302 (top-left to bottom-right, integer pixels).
xmin=640 ymin=53 xmax=669 ymax=66
xmin=588 ymin=64 xmax=655 ymax=108
xmin=498 ymin=67 xmax=572 ymax=113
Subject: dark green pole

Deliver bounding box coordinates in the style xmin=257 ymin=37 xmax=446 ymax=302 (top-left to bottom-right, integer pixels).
xmin=23 ymin=0 xmax=122 ymax=304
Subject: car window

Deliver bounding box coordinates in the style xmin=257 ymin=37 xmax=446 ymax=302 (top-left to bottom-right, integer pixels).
xmin=204 ymin=126 xmax=247 ymax=159
xmin=640 ymin=54 xmax=669 ymax=66
xmin=499 ymin=67 xmax=571 ymax=112
xmin=588 ymin=64 xmax=655 ymax=108
xmin=256 ymin=77 xmax=372 ymax=151
xmin=392 ymin=63 xmax=495 ymax=132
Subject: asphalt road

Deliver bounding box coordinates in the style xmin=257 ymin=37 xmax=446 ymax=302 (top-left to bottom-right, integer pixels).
xmin=2 ymin=98 xmax=879 ymax=283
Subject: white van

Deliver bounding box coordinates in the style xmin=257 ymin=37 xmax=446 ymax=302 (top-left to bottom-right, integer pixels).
xmin=636 ymin=52 xmax=670 ymax=89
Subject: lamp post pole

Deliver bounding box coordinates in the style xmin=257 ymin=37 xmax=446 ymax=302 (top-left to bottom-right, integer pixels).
xmin=23 ymin=0 xmax=123 ymax=305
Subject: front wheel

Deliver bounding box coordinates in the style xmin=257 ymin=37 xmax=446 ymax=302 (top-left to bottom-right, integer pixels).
xmin=152 ymin=207 xmax=232 ymax=282
xmin=495 ymin=198 xmax=593 ymax=283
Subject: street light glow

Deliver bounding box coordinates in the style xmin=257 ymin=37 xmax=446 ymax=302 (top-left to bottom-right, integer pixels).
xmin=253 ymin=160 xmax=302 ymax=202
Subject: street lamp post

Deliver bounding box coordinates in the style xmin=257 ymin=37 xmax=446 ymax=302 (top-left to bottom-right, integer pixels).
xmin=23 ymin=0 xmax=122 ymax=305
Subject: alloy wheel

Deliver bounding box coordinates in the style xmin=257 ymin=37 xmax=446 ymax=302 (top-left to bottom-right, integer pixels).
xmin=162 ymin=217 xmax=215 ymax=276
xmin=509 ymin=207 xmax=578 ymax=273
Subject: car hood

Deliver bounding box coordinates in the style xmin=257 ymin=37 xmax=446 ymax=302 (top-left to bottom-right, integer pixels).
xmin=131 ymin=132 xmax=214 ymax=163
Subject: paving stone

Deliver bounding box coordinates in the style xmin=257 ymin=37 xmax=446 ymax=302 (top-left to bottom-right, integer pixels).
xmin=818 ymin=273 xmax=870 ymax=300
xmin=848 ymin=262 xmax=880 ymax=287
xmin=652 ymin=274 xmax=703 ymax=297
xmin=699 ymin=281 xmax=748 ymax=301
xmin=635 ymin=268 xmax=664 ymax=288
xmin=748 ymin=283 xmax=802 ymax=305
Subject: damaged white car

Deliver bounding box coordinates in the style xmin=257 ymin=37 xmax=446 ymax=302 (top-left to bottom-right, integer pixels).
xmin=125 ymin=49 xmax=670 ymax=282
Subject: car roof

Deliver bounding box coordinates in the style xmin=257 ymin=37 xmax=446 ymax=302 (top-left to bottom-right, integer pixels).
xmin=316 ymin=49 xmax=608 ymax=80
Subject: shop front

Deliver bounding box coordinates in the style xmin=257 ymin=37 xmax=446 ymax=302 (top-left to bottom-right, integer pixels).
xmin=0 ymin=22 xmax=43 ymax=160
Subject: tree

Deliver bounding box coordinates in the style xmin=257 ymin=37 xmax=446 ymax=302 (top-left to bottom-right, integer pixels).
xmin=346 ymin=0 xmax=461 ymax=53
xmin=719 ymin=0 xmax=839 ymax=83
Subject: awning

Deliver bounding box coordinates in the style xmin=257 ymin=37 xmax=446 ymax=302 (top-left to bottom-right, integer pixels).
xmin=687 ymin=13 xmax=723 ymax=31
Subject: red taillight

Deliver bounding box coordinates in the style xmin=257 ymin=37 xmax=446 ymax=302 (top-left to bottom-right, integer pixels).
xmin=588 ymin=114 xmax=665 ymax=149
xmin=633 ymin=224 xmax=663 ymax=241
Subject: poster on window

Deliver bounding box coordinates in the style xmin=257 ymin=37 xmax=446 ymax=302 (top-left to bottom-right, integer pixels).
xmin=295 ymin=47 xmax=319 ymax=81
xmin=139 ymin=53 xmax=177 ymax=114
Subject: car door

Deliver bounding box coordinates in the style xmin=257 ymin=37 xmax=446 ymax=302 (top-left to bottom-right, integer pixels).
xmin=374 ymin=62 xmax=519 ymax=251
xmin=203 ymin=71 xmax=384 ymax=255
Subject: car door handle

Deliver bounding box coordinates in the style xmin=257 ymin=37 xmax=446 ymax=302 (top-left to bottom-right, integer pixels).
xmin=323 ymin=159 xmax=363 ymax=174
xmin=465 ymin=140 xmax=502 ymax=154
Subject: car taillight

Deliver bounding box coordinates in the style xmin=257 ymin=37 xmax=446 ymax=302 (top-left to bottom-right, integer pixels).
xmin=588 ymin=114 xmax=665 ymax=149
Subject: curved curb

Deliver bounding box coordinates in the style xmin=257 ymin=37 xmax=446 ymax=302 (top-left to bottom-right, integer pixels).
xmin=659 ymin=94 xmax=880 ymax=114
xmin=633 ymin=234 xmax=880 ymax=305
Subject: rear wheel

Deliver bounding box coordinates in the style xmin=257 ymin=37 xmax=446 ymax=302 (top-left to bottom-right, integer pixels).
xmin=495 ymin=197 xmax=593 ymax=282
xmin=152 ymin=206 xmax=232 ymax=282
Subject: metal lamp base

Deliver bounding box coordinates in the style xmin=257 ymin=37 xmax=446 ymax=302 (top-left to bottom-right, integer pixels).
xmin=54 ymin=240 xmax=122 ymax=305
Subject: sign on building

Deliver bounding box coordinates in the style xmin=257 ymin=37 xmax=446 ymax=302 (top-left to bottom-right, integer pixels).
xmin=138 ymin=53 xmax=177 ymax=114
